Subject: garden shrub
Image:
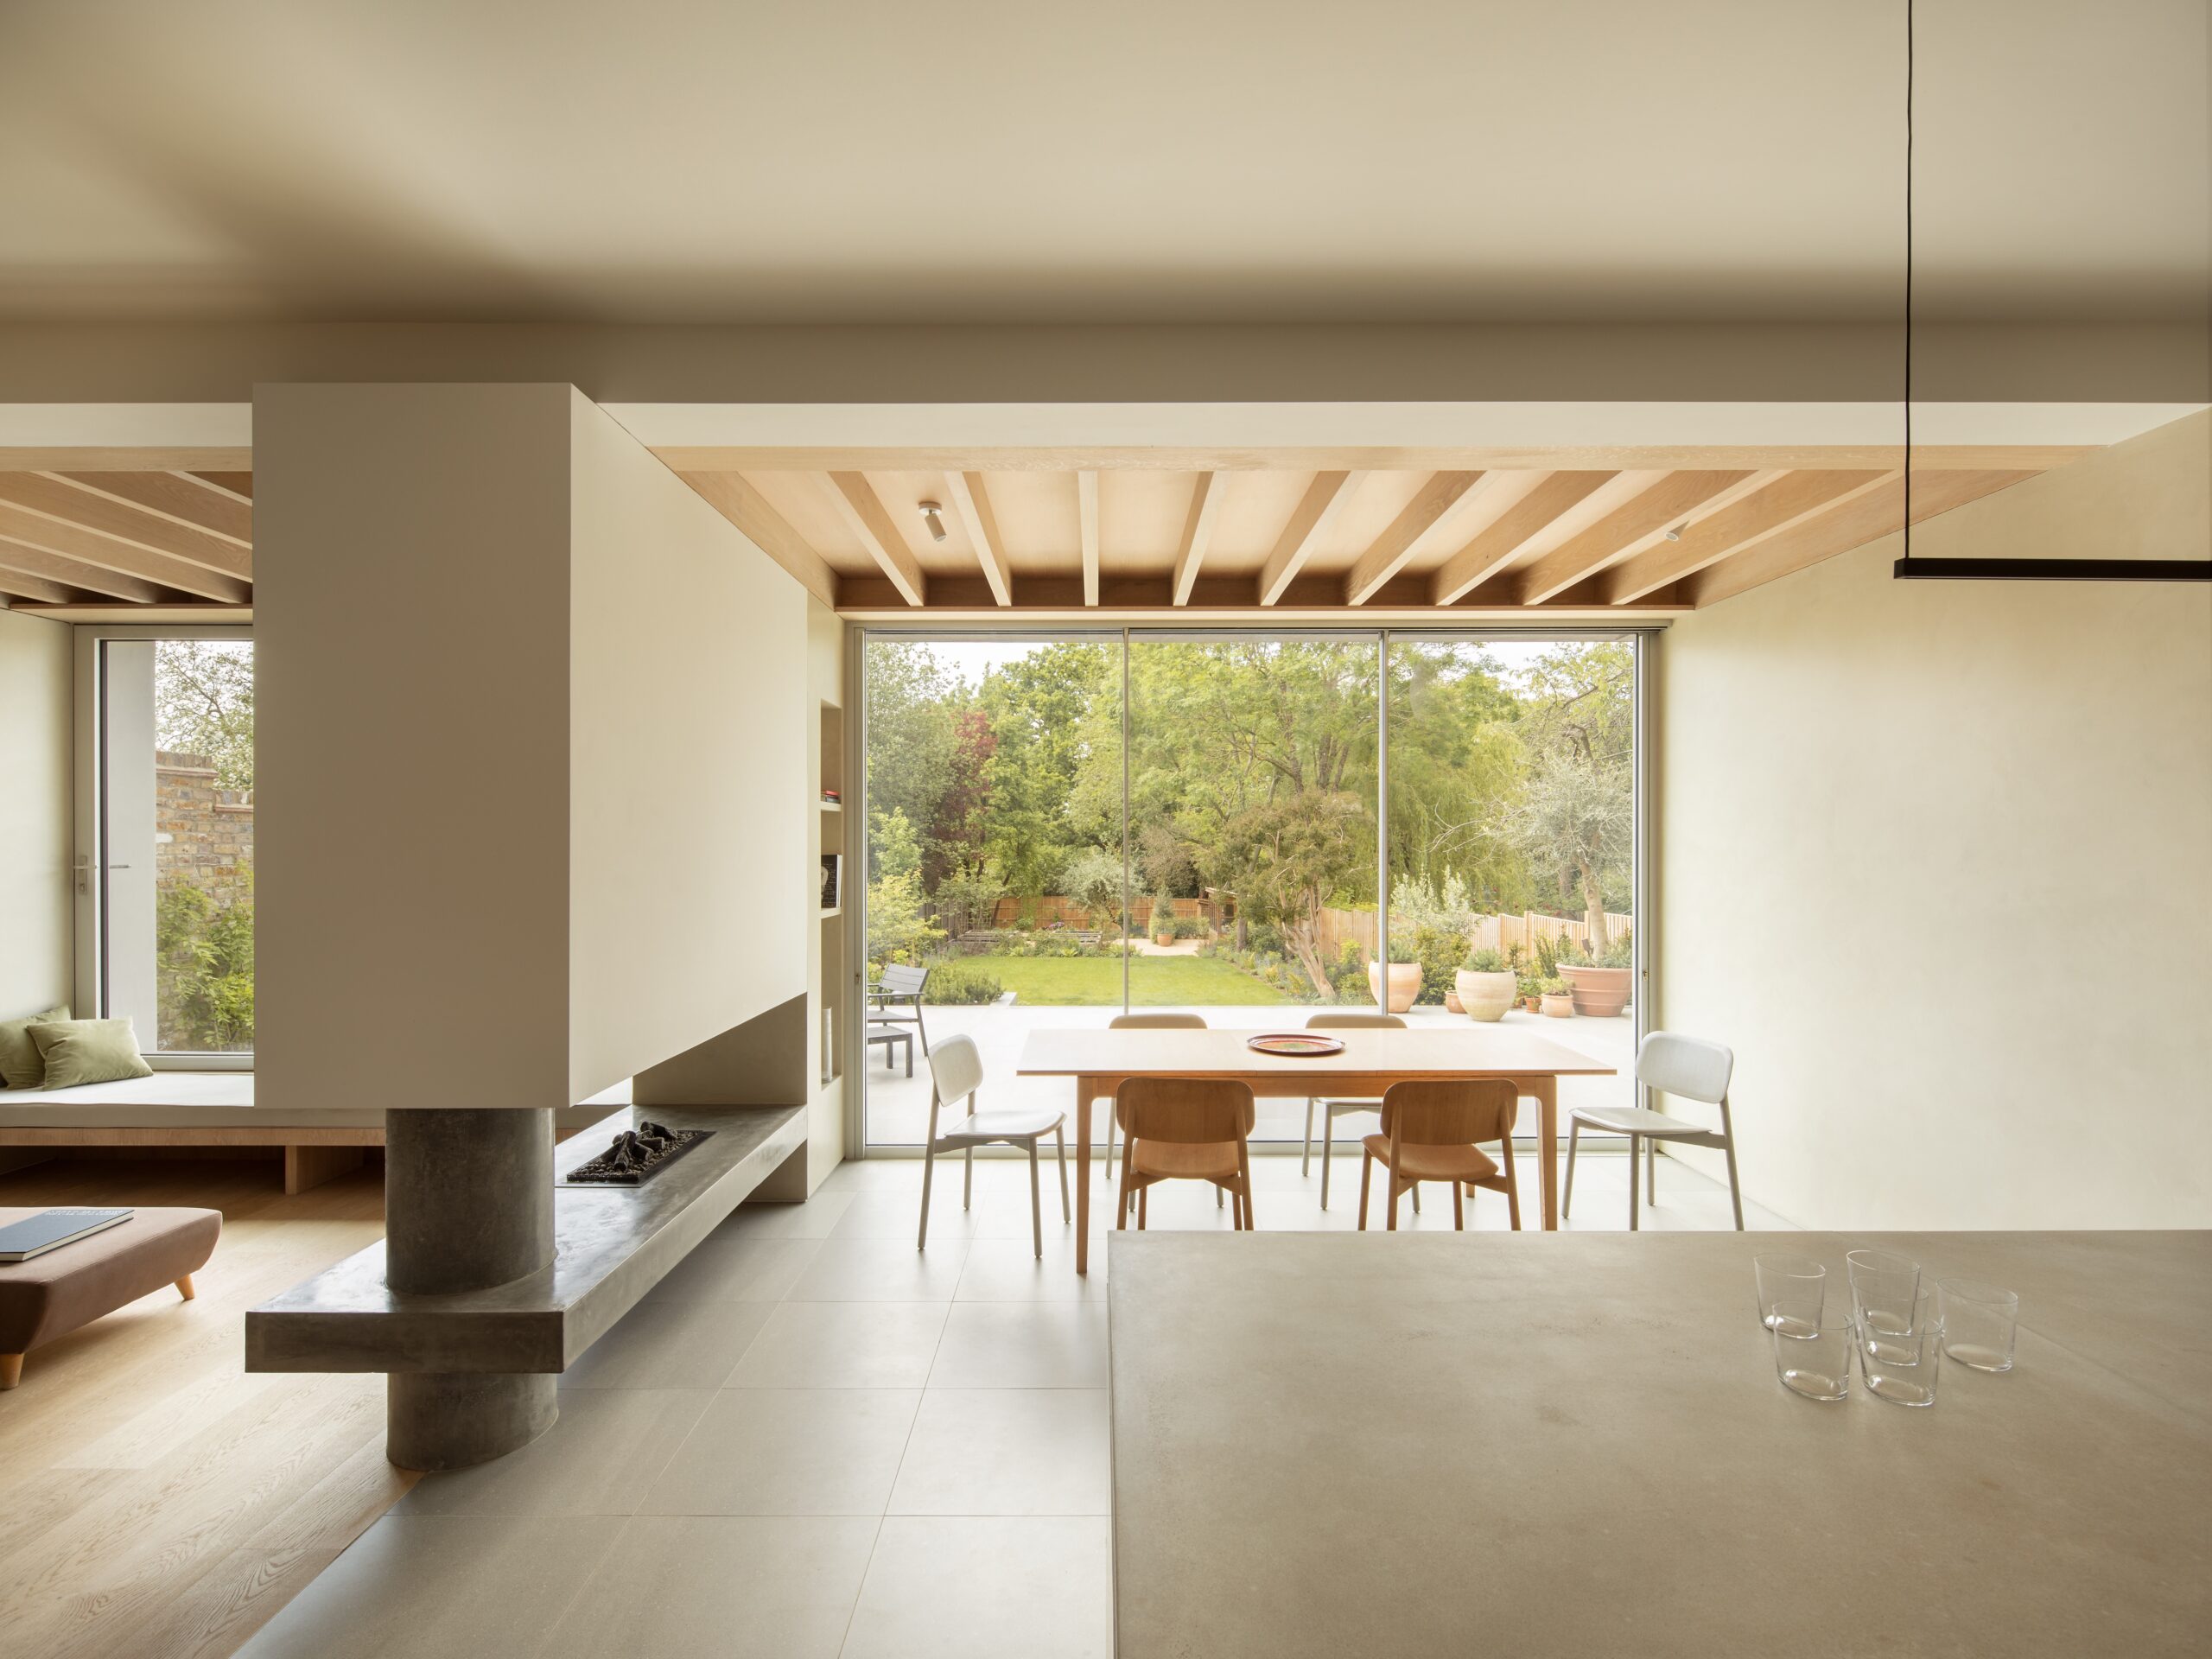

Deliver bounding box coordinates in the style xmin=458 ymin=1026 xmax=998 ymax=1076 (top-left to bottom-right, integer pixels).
xmin=156 ymin=877 xmax=255 ymax=1050
xmin=926 ymin=960 xmax=1006 ymax=1004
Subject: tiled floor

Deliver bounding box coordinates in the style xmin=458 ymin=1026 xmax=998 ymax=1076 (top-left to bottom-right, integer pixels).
xmin=237 ymin=1148 xmax=1786 ymax=1659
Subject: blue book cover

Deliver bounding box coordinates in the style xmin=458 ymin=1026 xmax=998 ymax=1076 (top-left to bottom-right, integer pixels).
xmin=0 ymin=1208 xmax=134 ymax=1262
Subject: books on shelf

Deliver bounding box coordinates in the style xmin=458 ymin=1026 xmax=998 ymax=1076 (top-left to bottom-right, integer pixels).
xmin=0 ymin=1208 xmax=134 ymax=1262
xmin=820 ymin=853 xmax=843 ymax=912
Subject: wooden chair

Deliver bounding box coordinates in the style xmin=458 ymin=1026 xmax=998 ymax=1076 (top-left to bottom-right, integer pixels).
xmin=1358 ymin=1078 xmax=1522 ymax=1232
xmin=1300 ymin=1011 xmax=1417 ymax=1213
xmin=1103 ymin=1013 xmax=1207 ymax=1188
xmin=918 ymin=1035 xmax=1069 ymax=1258
xmin=1113 ymin=1077 xmax=1257 ymax=1233
xmin=1564 ymin=1031 xmax=1743 ymax=1231
xmin=868 ymin=962 xmax=932 ymax=1057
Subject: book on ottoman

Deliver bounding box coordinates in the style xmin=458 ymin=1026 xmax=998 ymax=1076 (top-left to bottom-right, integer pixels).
xmin=0 ymin=1208 xmax=133 ymax=1262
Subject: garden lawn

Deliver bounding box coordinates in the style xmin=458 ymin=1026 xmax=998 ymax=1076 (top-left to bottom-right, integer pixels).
xmin=960 ymin=954 xmax=1291 ymax=1007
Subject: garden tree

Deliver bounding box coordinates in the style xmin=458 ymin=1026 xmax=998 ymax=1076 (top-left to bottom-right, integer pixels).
xmin=861 ymin=640 xmax=961 ymax=879
xmin=864 ymin=809 xmax=943 ymax=967
xmin=1497 ymin=749 xmax=1632 ymax=947
xmin=1213 ymin=788 xmax=1371 ymax=998
xmin=1058 ymin=845 xmax=1127 ymax=933
xmin=925 ymin=709 xmax=996 ymax=891
xmin=156 ymin=640 xmax=255 ymax=791
xmin=1384 ymin=643 xmax=1534 ymax=909
xmin=932 ymin=856 xmax=1007 ymax=938
xmin=977 ymin=642 xmax=1109 ymax=895
xmin=156 ymin=868 xmax=255 ymax=1049
xmin=1507 ymin=640 xmax=1634 ymax=924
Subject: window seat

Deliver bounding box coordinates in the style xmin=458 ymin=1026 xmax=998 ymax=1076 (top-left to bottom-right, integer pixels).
xmin=0 ymin=1074 xmax=617 ymax=1193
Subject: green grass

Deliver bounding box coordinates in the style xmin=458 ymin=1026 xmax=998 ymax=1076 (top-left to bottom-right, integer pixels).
xmin=960 ymin=953 xmax=1291 ymax=1007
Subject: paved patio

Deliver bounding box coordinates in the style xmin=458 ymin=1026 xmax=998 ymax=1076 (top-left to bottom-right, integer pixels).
xmin=859 ymin=1001 xmax=1638 ymax=1149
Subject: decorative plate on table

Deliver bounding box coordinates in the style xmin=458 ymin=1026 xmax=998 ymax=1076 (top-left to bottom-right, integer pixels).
xmin=1245 ymin=1033 xmax=1345 ymax=1057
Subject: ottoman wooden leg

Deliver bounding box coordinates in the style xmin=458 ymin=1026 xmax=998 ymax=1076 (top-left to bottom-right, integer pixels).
xmin=0 ymin=1353 xmax=22 ymax=1390
xmin=176 ymin=1274 xmax=197 ymax=1300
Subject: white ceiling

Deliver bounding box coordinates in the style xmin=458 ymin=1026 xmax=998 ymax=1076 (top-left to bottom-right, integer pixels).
xmin=1 ymin=0 xmax=2203 ymax=325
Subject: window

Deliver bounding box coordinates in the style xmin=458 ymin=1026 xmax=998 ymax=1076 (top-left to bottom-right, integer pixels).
xmin=85 ymin=635 xmax=256 ymax=1058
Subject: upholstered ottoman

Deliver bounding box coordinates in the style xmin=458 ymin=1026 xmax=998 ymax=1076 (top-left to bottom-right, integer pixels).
xmin=0 ymin=1207 xmax=220 ymax=1389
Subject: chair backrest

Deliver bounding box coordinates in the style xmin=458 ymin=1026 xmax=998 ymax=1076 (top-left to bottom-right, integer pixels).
xmin=1115 ymin=1077 xmax=1255 ymax=1141
xmin=880 ymin=963 xmax=929 ymax=995
xmin=1637 ymin=1031 xmax=1732 ymax=1105
xmin=1379 ymin=1078 xmax=1519 ymax=1147
xmin=926 ymin=1034 xmax=984 ymax=1116
xmin=1109 ymin=1012 xmax=1207 ymax=1029
xmin=1306 ymin=1012 xmax=1405 ymax=1031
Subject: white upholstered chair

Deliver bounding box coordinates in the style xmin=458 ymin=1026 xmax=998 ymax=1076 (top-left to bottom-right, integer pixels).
xmin=1563 ymin=1030 xmax=1743 ymax=1231
xmin=918 ymin=1035 xmax=1069 ymax=1257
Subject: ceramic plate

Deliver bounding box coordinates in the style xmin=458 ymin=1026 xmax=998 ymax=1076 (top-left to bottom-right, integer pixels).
xmin=1244 ymin=1033 xmax=1346 ymax=1057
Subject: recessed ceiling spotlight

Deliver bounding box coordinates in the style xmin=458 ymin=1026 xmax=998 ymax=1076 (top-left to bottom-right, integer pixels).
xmin=918 ymin=501 xmax=948 ymax=542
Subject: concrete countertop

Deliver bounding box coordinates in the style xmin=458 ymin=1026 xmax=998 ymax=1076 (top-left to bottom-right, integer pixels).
xmin=1108 ymin=1229 xmax=2212 ymax=1658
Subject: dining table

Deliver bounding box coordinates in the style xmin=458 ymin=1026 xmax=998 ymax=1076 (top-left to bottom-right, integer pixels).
xmin=1014 ymin=1024 xmax=1617 ymax=1272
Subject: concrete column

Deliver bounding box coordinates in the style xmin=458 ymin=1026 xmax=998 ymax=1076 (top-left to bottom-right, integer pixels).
xmin=384 ymin=1107 xmax=557 ymax=1471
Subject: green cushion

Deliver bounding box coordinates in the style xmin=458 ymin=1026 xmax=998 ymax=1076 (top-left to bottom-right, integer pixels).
xmin=29 ymin=1018 xmax=154 ymax=1089
xmin=0 ymin=1002 xmax=70 ymax=1089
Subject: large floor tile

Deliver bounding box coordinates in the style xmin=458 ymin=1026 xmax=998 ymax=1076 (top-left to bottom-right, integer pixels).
xmin=728 ymin=1192 xmax=856 ymax=1238
xmin=394 ymin=1389 xmax=710 ymax=1517
xmin=831 ymin=1188 xmax=982 ymax=1243
xmin=559 ymin=1300 xmax=772 ymax=1388
xmin=955 ymin=1236 xmax=1109 ymax=1301
xmin=542 ymin=1515 xmax=879 ymax=1659
xmin=840 ymin=1516 xmax=1111 ymax=1659
xmin=641 ymin=1389 xmax=922 ymax=1516
xmin=233 ymin=1514 xmax=615 ymax=1659
xmin=727 ymin=1301 xmax=950 ymax=1389
xmin=926 ymin=1302 xmax=1109 ymax=1389
xmin=788 ymin=1235 xmax=973 ymax=1302
xmin=888 ymin=1389 xmax=1110 ymax=1516
xmin=644 ymin=1233 xmax=826 ymax=1305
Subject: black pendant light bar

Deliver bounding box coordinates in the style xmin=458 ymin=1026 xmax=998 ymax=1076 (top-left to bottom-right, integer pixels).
xmin=1891 ymin=0 xmax=2212 ymax=583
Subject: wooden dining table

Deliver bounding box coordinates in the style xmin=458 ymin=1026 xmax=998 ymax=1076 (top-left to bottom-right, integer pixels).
xmin=1015 ymin=1025 xmax=1617 ymax=1272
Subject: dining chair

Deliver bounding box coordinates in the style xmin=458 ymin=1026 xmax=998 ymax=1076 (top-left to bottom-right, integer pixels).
xmin=1113 ymin=1077 xmax=1257 ymax=1233
xmin=1300 ymin=1011 xmax=1417 ymax=1213
xmin=868 ymin=962 xmax=932 ymax=1057
xmin=1563 ymin=1031 xmax=1743 ymax=1231
xmin=1357 ymin=1078 xmax=1521 ymax=1232
xmin=918 ymin=1034 xmax=1069 ymax=1258
xmin=1103 ymin=1013 xmax=1208 ymax=1190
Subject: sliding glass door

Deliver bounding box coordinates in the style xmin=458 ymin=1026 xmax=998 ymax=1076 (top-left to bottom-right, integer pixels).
xmin=859 ymin=629 xmax=1642 ymax=1147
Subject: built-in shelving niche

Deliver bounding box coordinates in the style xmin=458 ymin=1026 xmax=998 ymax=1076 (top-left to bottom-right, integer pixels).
xmin=817 ymin=698 xmax=845 ymax=1086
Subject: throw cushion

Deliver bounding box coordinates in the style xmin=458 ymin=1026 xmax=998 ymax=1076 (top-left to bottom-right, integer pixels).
xmin=0 ymin=1003 xmax=70 ymax=1090
xmin=29 ymin=1019 xmax=154 ymax=1089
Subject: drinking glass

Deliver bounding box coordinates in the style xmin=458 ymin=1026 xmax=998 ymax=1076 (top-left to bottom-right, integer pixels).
xmin=1938 ymin=1278 xmax=2019 ymax=1373
xmin=1753 ymin=1254 xmax=1827 ymax=1338
xmin=1856 ymin=1290 xmax=1942 ymax=1407
xmin=1773 ymin=1310 xmax=1853 ymax=1402
xmin=1846 ymin=1249 xmax=1923 ymax=1350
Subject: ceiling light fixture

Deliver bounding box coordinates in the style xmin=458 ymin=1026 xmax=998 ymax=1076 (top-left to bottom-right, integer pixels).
xmin=918 ymin=501 xmax=948 ymax=542
xmin=1663 ymin=526 xmax=1684 ymax=542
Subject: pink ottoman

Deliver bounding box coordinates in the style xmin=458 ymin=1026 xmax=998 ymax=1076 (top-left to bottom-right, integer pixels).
xmin=0 ymin=1207 xmax=220 ymax=1389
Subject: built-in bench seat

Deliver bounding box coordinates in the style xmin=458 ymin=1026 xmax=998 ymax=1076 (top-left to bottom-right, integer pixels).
xmin=0 ymin=1074 xmax=619 ymax=1193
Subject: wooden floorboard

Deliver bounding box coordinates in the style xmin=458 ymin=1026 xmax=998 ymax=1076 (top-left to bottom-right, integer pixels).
xmin=0 ymin=1157 xmax=408 ymax=1658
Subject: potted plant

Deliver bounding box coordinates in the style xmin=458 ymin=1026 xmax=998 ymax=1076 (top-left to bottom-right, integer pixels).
xmin=1558 ymin=930 xmax=1633 ymax=1017
xmin=1516 ymin=973 xmax=1543 ymax=1012
xmin=1366 ymin=939 xmax=1422 ymax=1014
xmin=1453 ymin=948 xmax=1517 ymax=1023
xmin=1539 ymin=976 xmax=1576 ymax=1018
xmin=1150 ymin=888 xmax=1177 ymax=947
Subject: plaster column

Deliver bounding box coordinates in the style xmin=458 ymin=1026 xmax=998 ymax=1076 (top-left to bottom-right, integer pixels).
xmin=384 ymin=1107 xmax=557 ymax=1471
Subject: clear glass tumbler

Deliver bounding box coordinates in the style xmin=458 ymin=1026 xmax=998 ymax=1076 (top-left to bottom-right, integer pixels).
xmin=1856 ymin=1291 xmax=1942 ymax=1407
xmin=1846 ymin=1248 xmax=1923 ymax=1351
xmin=1753 ymin=1254 xmax=1827 ymax=1338
xmin=1773 ymin=1310 xmax=1853 ymax=1401
xmin=1938 ymin=1278 xmax=2019 ymax=1372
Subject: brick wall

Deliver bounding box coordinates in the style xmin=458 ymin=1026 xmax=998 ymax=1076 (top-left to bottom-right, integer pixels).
xmin=156 ymin=750 xmax=253 ymax=910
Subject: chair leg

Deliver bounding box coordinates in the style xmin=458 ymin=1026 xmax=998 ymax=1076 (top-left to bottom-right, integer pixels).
xmin=918 ymin=1144 xmax=937 ymax=1251
xmin=1319 ymin=1113 xmax=1335 ymax=1210
xmin=1452 ymin=1181 xmax=1465 ymax=1230
xmin=1722 ymin=1131 xmax=1745 ymax=1231
xmin=1105 ymin=1112 xmax=1117 ymax=1181
xmin=1301 ymin=1097 xmax=1315 ymax=1176
xmin=1138 ymin=1185 xmax=1148 ymax=1230
xmin=1239 ymin=1141 xmax=1255 ymax=1231
xmin=1387 ymin=1174 xmax=1403 ymax=1232
xmin=1357 ymin=1150 xmax=1373 ymax=1230
xmin=1501 ymin=1135 xmax=1522 ymax=1231
xmin=1216 ymin=1184 xmax=1224 ymax=1210
xmin=1028 ymin=1139 xmax=1044 ymax=1260
xmin=914 ymin=1002 xmax=930 ymax=1057
xmin=963 ymin=1146 xmax=974 ymax=1210
xmin=1627 ymin=1135 xmax=1640 ymax=1232
xmin=1563 ymin=1119 xmax=1580 ymax=1218
xmin=1412 ymin=1182 xmax=1421 ymax=1216
xmin=1648 ymin=1136 xmax=1658 ymax=1205
xmin=1054 ymin=1121 xmax=1071 ymax=1224
xmin=1116 ymin=1141 xmax=1137 ymax=1231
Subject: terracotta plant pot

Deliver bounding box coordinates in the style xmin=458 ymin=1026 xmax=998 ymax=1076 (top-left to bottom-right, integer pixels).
xmin=1523 ymin=995 xmax=1541 ymax=1012
xmin=1444 ymin=991 xmax=1465 ymax=1014
xmin=1559 ymin=963 xmax=1631 ymax=1018
xmin=1367 ymin=961 xmax=1422 ymax=1014
xmin=1154 ymin=932 xmax=1174 ymax=947
xmin=1541 ymin=991 xmax=1576 ymax=1018
xmin=1452 ymin=969 xmax=1517 ymax=1023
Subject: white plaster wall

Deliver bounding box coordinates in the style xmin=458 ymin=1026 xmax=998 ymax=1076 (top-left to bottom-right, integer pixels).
xmin=0 ymin=608 xmax=72 ymax=1022
xmin=1657 ymin=412 xmax=2212 ymax=1228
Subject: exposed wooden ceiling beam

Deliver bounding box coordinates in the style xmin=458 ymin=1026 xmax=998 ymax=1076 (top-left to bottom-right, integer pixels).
xmin=678 ymin=471 xmax=838 ymax=607
xmin=1515 ymin=470 xmax=1768 ymax=605
xmin=0 ymin=566 xmax=79 ymax=605
xmin=654 ymin=443 xmax=2090 ymax=474
xmin=0 ymin=474 xmax=251 ymax=579
xmin=52 ymin=471 xmax=253 ymax=544
xmin=0 ymin=536 xmax=167 ymax=603
xmin=1428 ymin=472 xmax=1619 ymax=604
xmin=1603 ymin=470 xmax=1892 ymax=604
xmin=834 ymin=569 xmax=1689 ymax=617
xmin=0 ymin=506 xmax=248 ymax=602
xmin=1688 ymin=471 xmax=2037 ymax=607
xmin=942 ymin=472 xmax=1013 ymax=607
xmin=1344 ymin=470 xmax=1485 ymax=606
xmin=190 ymin=472 xmax=254 ymax=501
xmin=1077 ymin=471 xmax=1100 ymax=606
xmin=1170 ymin=473 xmax=1221 ymax=607
xmin=0 ymin=448 xmax=253 ymax=472
xmin=10 ymin=603 xmax=253 ymax=624
xmin=827 ymin=472 xmax=926 ymax=607
xmin=1258 ymin=471 xmax=1365 ymax=606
